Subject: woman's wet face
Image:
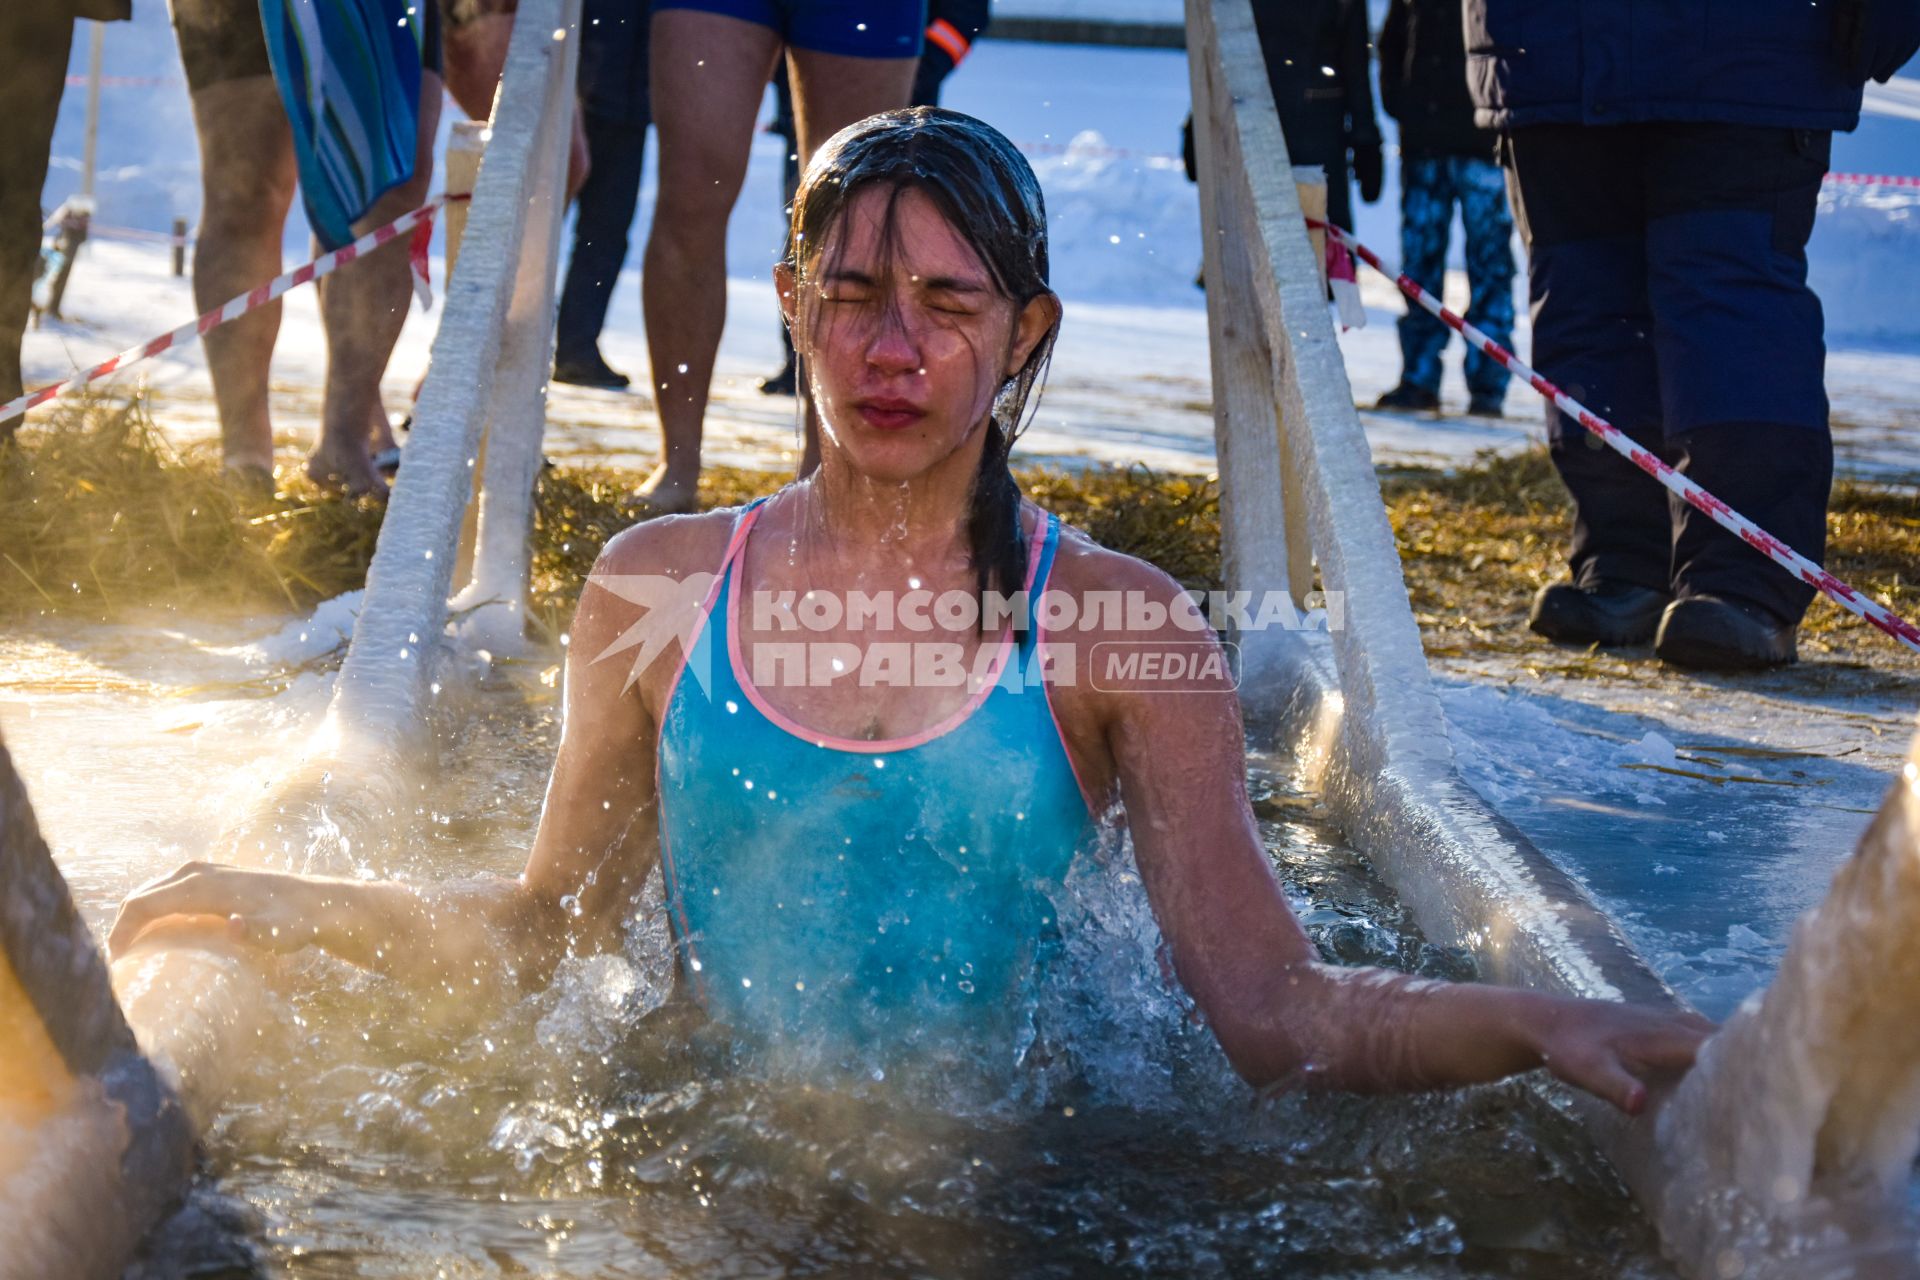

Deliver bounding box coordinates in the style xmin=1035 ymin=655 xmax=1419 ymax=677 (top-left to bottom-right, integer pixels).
xmin=781 ymin=184 xmax=1044 ymax=483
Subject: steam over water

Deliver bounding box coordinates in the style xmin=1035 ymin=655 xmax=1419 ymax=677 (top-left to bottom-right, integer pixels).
xmin=6 ymin=620 xmax=1670 ymax=1277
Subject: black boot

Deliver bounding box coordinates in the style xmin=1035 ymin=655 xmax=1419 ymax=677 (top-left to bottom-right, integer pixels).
xmin=1655 ymin=594 xmax=1797 ymax=670
xmin=1467 ymin=391 xmax=1505 ymax=418
xmin=760 ymin=316 xmax=798 ymax=397
xmin=554 ymin=350 xmax=630 ymax=389
xmin=1374 ymin=382 xmax=1440 ymax=412
xmin=758 ymin=360 xmax=797 ymax=397
xmin=1529 ymin=580 xmax=1672 ymax=646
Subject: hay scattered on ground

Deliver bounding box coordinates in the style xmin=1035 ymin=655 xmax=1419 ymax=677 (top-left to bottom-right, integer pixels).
xmin=0 ymin=395 xmax=383 ymax=620
xmin=1 ymin=397 xmax=1222 ymax=628
xmin=1381 ymin=448 xmax=1920 ymax=666
xmin=8 ymin=399 xmax=1917 ymax=672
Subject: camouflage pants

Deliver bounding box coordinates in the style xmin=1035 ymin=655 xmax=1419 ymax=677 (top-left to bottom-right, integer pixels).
xmin=1396 ymin=155 xmax=1516 ymax=401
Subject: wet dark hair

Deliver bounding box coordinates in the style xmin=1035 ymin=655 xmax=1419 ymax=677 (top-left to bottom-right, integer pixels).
xmin=785 ymin=107 xmax=1060 ymax=604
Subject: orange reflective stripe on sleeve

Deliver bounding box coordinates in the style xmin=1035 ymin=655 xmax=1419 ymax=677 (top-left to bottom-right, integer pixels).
xmin=926 ymin=17 xmax=970 ymax=64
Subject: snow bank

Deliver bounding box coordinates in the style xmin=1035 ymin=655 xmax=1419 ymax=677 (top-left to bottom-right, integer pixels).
xmin=1810 ymin=184 xmax=1920 ymax=345
xmin=1028 ymin=131 xmax=1202 ymax=308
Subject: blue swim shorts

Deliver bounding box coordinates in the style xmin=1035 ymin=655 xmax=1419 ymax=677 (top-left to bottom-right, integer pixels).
xmin=654 ymin=0 xmax=926 ymax=58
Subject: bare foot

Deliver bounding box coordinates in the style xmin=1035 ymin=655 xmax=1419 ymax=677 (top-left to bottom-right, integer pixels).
xmin=628 ymin=464 xmax=698 ymax=517
xmin=305 ymin=441 xmax=389 ymax=499
xmin=221 ymin=462 xmax=276 ymax=501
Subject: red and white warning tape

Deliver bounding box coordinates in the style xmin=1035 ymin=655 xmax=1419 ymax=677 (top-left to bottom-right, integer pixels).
xmin=1311 ymin=217 xmax=1920 ymax=656
xmin=1823 ymin=171 xmax=1920 ymax=189
xmin=3 ymin=193 xmax=462 ymax=425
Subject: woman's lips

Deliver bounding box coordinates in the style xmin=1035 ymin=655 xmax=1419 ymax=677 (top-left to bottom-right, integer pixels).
xmin=855 ymin=399 xmax=926 ymax=431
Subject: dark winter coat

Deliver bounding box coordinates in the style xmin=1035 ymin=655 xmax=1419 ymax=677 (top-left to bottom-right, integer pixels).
xmin=1466 ymin=0 xmax=1920 ymax=132
xmin=1378 ymin=0 xmax=1494 ymax=159
xmin=1251 ymin=0 xmax=1380 ymax=167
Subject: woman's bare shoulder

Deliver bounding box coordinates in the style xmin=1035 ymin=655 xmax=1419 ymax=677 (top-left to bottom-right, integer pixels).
xmin=1033 ymin=506 xmax=1197 ymax=629
xmin=593 ymin=505 xmax=751 ymax=580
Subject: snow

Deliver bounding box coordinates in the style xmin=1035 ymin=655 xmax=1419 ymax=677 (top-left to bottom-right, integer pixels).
xmin=25 ymin=16 xmax=1920 ymax=1022
xmin=1810 ymin=182 xmax=1920 ymax=345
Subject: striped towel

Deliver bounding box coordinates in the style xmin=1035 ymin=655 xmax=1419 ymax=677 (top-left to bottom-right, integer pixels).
xmin=259 ymin=0 xmax=426 ymax=250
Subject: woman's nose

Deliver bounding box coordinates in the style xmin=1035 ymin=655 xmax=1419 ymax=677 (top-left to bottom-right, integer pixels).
xmin=864 ymin=306 xmax=922 ymax=375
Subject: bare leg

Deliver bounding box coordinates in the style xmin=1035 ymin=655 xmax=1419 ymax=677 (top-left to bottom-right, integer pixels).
xmin=786 ymin=48 xmax=917 ymax=477
xmin=637 ymin=9 xmax=782 ymax=511
xmin=0 ymin=4 xmax=72 ymax=436
xmin=440 ymin=9 xmax=514 ymax=120
xmin=307 ymin=72 xmax=443 ymax=495
xmin=184 ymin=77 xmax=296 ymax=476
xmin=443 ymin=8 xmax=589 ymax=195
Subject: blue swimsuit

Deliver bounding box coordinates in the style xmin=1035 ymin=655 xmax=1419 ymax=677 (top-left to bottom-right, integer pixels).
xmin=654 ymin=497 xmax=1096 ymax=1055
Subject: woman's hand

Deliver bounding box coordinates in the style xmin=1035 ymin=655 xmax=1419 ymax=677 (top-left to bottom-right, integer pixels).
xmin=109 ymin=862 xmax=350 ymax=959
xmin=1532 ymin=997 xmax=1717 ymax=1115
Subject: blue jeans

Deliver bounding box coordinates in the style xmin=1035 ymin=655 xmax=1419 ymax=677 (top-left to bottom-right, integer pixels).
xmin=1395 ymin=154 xmax=1516 ymax=401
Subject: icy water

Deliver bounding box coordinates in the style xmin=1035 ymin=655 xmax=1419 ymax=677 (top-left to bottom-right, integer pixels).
xmin=2 ymin=615 xmax=1673 ymax=1278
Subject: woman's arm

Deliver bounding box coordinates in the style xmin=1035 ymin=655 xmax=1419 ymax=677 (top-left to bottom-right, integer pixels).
xmin=1082 ymin=561 xmax=1711 ymax=1113
xmin=109 ymin=520 xmax=706 ymax=991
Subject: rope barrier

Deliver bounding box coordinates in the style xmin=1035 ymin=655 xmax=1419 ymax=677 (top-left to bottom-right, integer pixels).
xmin=1823 ymin=171 xmax=1920 ymax=188
xmin=1311 ymin=216 xmax=1920 ymax=656
xmin=4 ymin=193 xmax=466 ymax=426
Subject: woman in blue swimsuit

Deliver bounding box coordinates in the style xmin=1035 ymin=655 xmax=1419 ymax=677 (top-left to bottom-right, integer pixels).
xmin=113 ymin=109 xmax=1710 ymax=1112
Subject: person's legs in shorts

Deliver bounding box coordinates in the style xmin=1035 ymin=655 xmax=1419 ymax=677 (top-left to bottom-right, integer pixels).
xmin=636 ymin=4 xmax=784 ymax=510
xmin=308 ymin=69 xmax=443 ymax=494
xmin=0 ymin=3 xmax=74 ymax=436
xmin=171 ymin=0 xmax=294 ymax=477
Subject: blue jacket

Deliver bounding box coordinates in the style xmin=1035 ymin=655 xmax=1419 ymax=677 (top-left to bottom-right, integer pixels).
xmin=1466 ymin=0 xmax=1920 ymax=132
